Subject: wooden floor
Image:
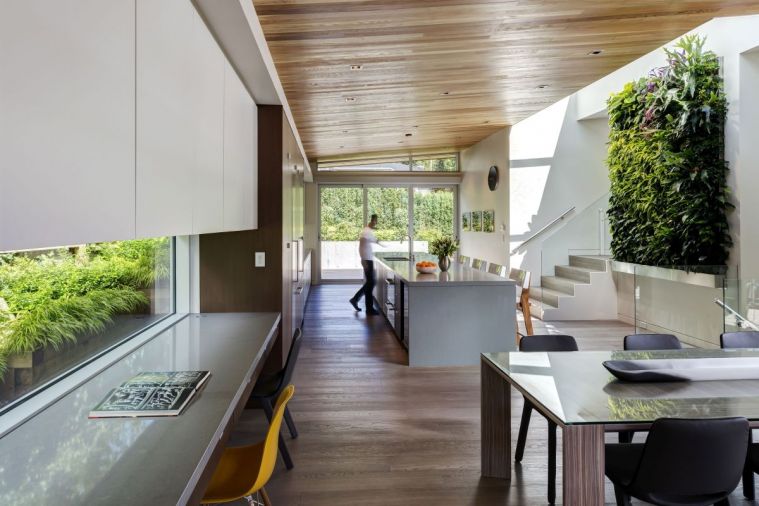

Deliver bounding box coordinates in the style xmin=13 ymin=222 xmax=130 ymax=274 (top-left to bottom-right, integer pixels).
xmin=229 ymin=284 xmax=758 ymax=505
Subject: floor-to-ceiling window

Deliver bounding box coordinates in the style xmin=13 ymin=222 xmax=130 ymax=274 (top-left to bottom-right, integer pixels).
xmin=318 ymin=184 xmax=457 ymax=281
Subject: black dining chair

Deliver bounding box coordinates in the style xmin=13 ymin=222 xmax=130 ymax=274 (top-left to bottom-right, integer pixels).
xmin=618 ymin=333 xmax=684 ymax=444
xmin=624 ymin=333 xmax=682 ymax=351
xmin=721 ymin=331 xmax=759 ymax=349
xmin=606 ymin=417 xmax=749 ymax=506
xmin=515 ymin=334 xmax=578 ymax=505
xmin=246 ymin=328 xmax=302 ymax=470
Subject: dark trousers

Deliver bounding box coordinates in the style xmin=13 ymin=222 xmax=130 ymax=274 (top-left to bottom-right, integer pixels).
xmin=352 ymin=260 xmax=375 ymax=310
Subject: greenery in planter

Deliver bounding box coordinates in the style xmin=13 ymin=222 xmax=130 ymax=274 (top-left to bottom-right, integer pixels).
xmin=0 ymin=238 xmax=170 ymax=375
xmin=607 ymin=35 xmax=732 ymax=269
xmin=429 ymin=236 xmax=459 ymax=259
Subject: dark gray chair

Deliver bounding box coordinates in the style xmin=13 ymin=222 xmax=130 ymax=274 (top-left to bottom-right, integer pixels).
xmin=606 ymin=417 xmax=748 ymax=506
xmin=624 ymin=333 xmax=682 ymax=351
xmin=515 ymin=334 xmax=578 ymax=504
xmin=721 ymin=331 xmax=759 ymax=349
xmin=246 ymin=328 xmax=302 ymax=470
xmin=618 ymin=333 xmax=683 ymax=443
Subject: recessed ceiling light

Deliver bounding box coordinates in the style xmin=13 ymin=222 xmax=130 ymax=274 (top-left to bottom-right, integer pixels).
xmin=536 ymin=84 xmax=549 ymax=89
xmin=405 ymin=133 xmax=413 ymax=137
xmin=440 ymin=91 xmax=450 ymax=96
xmin=587 ymin=49 xmax=604 ymax=55
xmin=350 ymin=64 xmax=363 ymax=70
xmin=345 ymin=97 xmax=357 ymax=102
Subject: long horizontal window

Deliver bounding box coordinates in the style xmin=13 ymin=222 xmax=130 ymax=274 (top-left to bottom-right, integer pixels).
xmin=318 ymin=153 xmax=458 ymax=172
xmin=0 ymin=237 xmax=175 ymax=411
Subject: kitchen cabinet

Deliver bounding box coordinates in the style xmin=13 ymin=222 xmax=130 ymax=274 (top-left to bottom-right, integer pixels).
xmin=1 ymin=0 xmax=259 ymax=252
xmin=223 ymin=62 xmax=257 ymax=232
xmin=0 ymin=0 xmax=136 ymax=250
xmin=135 ymin=0 xmax=196 ymax=238
xmin=191 ymin=11 xmax=225 ymax=235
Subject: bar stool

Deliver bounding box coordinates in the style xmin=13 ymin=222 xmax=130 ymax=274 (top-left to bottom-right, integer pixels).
xmin=471 ymin=258 xmax=486 ymax=271
xmin=458 ymin=255 xmax=470 ymax=267
xmin=487 ymin=262 xmax=505 ymax=277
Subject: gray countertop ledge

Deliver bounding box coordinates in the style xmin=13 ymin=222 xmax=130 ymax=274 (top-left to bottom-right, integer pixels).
xmin=0 ymin=312 xmax=281 ymax=506
xmin=375 ymin=252 xmax=515 ymax=286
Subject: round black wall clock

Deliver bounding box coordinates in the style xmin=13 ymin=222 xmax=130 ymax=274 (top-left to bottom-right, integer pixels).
xmin=487 ymin=165 xmax=499 ymax=191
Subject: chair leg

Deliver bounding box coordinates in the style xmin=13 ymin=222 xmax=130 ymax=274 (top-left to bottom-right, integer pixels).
xmin=618 ymin=430 xmax=634 ymax=443
xmin=262 ymin=397 xmax=294 ymax=470
xmin=613 ymin=484 xmax=631 ymax=506
xmin=278 ymin=435 xmax=294 ymax=470
xmin=261 ymin=397 xmax=274 ymax=422
xmin=284 ymin=406 xmax=298 ymax=439
xmin=522 ymin=296 xmax=534 ymax=335
xmin=260 ymin=487 xmax=272 ymax=506
xmin=547 ymin=421 xmax=556 ymax=504
xmin=514 ymin=401 xmax=533 ymax=463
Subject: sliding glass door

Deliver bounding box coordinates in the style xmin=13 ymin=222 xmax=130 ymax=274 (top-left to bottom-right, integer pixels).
xmin=319 ymin=186 xmax=364 ymax=280
xmin=413 ymin=186 xmax=456 ymax=254
xmin=318 ymin=184 xmax=457 ymax=281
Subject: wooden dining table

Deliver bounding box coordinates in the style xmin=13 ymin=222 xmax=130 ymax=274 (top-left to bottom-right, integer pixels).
xmin=481 ymin=348 xmax=759 ymax=505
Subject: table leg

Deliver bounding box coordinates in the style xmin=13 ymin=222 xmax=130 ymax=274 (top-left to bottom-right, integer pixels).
xmin=562 ymin=424 xmax=605 ymax=505
xmin=481 ymin=358 xmax=511 ymax=479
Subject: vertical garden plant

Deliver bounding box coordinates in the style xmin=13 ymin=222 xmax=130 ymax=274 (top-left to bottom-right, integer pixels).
xmin=607 ymin=35 xmax=732 ymax=269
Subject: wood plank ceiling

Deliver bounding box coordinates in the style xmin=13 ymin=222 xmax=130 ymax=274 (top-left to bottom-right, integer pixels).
xmin=252 ymin=0 xmax=759 ymax=160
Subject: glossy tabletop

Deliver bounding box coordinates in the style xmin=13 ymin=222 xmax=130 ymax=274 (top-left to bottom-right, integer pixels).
xmin=0 ymin=312 xmax=280 ymax=505
xmin=375 ymin=253 xmax=515 ymax=286
xmin=483 ymin=348 xmax=759 ymax=425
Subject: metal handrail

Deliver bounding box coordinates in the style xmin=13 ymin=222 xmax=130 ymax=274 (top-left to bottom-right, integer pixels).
xmin=714 ymin=299 xmax=759 ymax=331
xmin=509 ymin=206 xmax=575 ymax=255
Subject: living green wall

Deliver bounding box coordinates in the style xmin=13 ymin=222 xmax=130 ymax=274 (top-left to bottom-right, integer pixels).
xmin=607 ymin=35 xmax=732 ymax=269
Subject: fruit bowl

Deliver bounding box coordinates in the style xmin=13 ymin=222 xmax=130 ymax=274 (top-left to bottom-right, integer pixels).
xmin=415 ymin=261 xmax=437 ymax=274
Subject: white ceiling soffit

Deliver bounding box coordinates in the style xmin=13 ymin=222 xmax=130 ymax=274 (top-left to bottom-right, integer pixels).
xmin=193 ymin=0 xmax=312 ymax=179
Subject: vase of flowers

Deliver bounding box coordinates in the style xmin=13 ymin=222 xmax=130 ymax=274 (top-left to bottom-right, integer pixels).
xmin=429 ymin=236 xmax=459 ymax=272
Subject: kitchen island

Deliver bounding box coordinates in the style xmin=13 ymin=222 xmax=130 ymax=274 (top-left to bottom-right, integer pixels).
xmin=374 ymin=252 xmax=516 ymax=366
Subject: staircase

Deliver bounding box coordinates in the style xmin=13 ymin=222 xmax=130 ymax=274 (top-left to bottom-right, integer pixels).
xmin=530 ymin=255 xmax=618 ymax=320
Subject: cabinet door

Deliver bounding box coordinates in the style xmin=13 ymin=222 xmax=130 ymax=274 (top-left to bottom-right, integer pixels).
xmin=191 ymin=12 xmax=225 ymax=235
xmin=135 ymin=0 xmax=195 ymax=238
xmin=0 ymin=0 xmax=136 ymax=251
xmin=223 ymin=63 xmax=257 ymax=232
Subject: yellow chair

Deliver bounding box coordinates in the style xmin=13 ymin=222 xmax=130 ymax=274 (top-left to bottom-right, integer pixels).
xmin=201 ymin=385 xmax=295 ymax=506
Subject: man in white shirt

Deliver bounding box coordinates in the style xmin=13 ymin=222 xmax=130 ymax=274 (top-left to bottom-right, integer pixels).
xmin=350 ymin=214 xmax=380 ymax=314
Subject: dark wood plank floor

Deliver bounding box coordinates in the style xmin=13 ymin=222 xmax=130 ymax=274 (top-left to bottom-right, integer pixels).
xmin=229 ymin=284 xmax=757 ymax=505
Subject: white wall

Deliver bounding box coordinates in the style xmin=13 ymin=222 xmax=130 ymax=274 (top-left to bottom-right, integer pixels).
xmin=509 ymin=96 xmax=610 ymax=279
xmin=459 ymin=128 xmax=510 ymax=269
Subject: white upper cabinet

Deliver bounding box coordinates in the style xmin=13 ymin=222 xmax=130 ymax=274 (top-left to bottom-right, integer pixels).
xmin=0 ymin=0 xmax=136 ymax=251
xmin=191 ymin=12 xmax=225 ymax=235
xmin=223 ymin=62 xmax=258 ymax=232
xmin=135 ymin=0 xmax=195 ymax=239
xmin=0 ymin=0 xmax=257 ymax=251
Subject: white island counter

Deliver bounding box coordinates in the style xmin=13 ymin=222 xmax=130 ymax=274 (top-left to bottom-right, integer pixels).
xmin=374 ymin=253 xmax=516 ymax=366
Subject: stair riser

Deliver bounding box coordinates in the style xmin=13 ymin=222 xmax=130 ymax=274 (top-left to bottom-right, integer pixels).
xmin=540 ymin=291 xmax=560 ymax=307
xmin=541 ymin=276 xmax=575 ymax=295
xmin=569 ymin=255 xmax=607 ymax=271
xmin=555 ymin=265 xmax=591 ymax=283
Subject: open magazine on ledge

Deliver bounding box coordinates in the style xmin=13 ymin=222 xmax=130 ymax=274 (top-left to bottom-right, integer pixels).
xmin=89 ymin=371 xmax=210 ymax=418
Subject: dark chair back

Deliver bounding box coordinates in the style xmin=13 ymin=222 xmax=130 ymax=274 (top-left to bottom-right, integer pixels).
xmin=631 ymin=417 xmax=748 ymax=500
xmin=278 ymin=328 xmax=303 ymax=390
xmin=624 ymin=333 xmax=682 ymax=351
xmin=721 ymin=331 xmax=759 ymax=349
xmin=519 ymin=334 xmax=578 ymax=352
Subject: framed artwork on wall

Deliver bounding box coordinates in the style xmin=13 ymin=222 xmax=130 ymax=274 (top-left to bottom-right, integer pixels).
xmin=462 ymin=212 xmax=471 ymax=231
xmin=483 ymin=210 xmax=495 ymax=233
xmin=472 ymin=211 xmax=482 ymax=232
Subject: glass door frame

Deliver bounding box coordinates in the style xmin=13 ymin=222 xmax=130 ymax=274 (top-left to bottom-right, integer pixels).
xmin=316 ymin=183 xmax=459 ymax=283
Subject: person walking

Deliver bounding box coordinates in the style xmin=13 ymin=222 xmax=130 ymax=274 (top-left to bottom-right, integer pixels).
xmin=349 ymin=214 xmax=380 ymax=314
